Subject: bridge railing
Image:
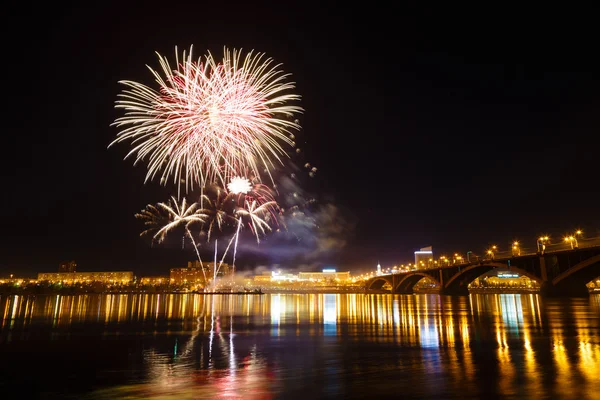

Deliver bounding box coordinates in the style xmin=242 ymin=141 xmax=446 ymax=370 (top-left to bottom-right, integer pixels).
xmin=360 ymin=236 xmax=600 ymax=280
xmin=411 ymin=237 xmax=600 ymax=271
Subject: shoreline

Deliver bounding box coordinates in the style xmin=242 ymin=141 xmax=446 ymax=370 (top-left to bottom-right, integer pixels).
xmin=1 ymin=289 xmax=597 ymax=296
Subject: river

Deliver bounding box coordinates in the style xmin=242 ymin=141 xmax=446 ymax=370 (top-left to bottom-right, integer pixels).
xmin=1 ymin=293 xmax=599 ymax=399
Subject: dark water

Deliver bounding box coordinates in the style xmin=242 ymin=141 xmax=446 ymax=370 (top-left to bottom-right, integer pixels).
xmin=1 ymin=293 xmax=599 ymax=399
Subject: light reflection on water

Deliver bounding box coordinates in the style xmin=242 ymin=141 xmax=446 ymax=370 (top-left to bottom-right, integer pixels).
xmin=1 ymin=293 xmax=599 ymax=399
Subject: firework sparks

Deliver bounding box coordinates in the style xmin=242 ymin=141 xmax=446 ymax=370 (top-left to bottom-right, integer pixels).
xmin=227 ymin=176 xmax=252 ymax=194
xmin=236 ymin=199 xmax=278 ymax=243
xmin=137 ymin=196 xmax=209 ymax=282
xmin=155 ymin=197 xmax=207 ymax=240
xmin=136 ymin=197 xmax=206 ymax=241
xmin=198 ymin=187 xmax=237 ymax=242
xmin=110 ymin=46 xmax=302 ymax=192
xmin=136 ymin=204 xmax=170 ymax=239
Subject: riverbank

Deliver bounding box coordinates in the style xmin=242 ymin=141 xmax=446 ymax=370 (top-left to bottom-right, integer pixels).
xmin=0 ymin=289 xmax=265 ymax=296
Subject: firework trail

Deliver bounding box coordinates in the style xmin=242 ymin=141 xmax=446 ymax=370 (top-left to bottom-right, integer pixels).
xmin=110 ymin=46 xmax=302 ymax=192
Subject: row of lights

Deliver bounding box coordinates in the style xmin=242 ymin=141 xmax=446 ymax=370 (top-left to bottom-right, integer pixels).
xmin=361 ymin=229 xmax=587 ymax=277
xmin=487 ymin=230 xmax=583 ymax=259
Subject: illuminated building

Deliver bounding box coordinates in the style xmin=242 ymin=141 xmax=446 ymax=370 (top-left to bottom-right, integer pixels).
xmin=0 ymin=277 xmax=38 ymax=285
xmin=253 ymin=272 xmax=273 ymax=283
xmin=414 ymin=246 xmax=433 ymax=269
xmin=140 ymin=276 xmax=169 ymax=285
xmin=253 ymin=271 xmax=299 ymax=283
xmin=486 ymin=273 xmax=533 ymax=286
xmin=298 ymin=269 xmax=351 ymax=282
xmin=170 ymin=262 xmax=230 ymax=285
xmin=270 ymin=271 xmax=297 ymax=282
xmin=469 ymin=271 xmax=539 ymax=290
xmin=58 ymin=260 xmax=77 ymax=273
xmin=376 ymin=262 xmax=382 ymax=276
xmin=38 ymin=271 xmax=133 ymax=284
xmin=587 ymin=279 xmax=600 ymax=292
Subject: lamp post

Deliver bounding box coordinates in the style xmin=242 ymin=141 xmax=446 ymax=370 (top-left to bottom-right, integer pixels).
xmin=512 ymin=241 xmax=521 ymax=256
xmin=537 ymin=236 xmax=549 ymax=254
xmin=487 ymin=249 xmax=494 ymax=260
xmin=564 ymin=236 xmax=578 ymax=249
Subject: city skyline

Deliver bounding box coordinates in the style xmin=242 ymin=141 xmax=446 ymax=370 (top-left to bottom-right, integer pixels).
xmin=2 ymin=3 xmax=599 ymax=277
xmin=4 ymin=227 xmax=597 ymax=278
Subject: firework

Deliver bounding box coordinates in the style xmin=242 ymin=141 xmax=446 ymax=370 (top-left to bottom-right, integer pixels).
xmin=227 ymin=176 xmax=252 ymax=194
xmin=136 ymin=204 xmax=170 ymax=239
xmin=137 ymin=196 xmax=209 ymax=282
xmin=152 ymin=197 xmax=206 ymax=241
xmin=110 ymin=46 xmax=302 ymax=192
xmin=198 ymin=187 xmax=237 ymax=242
xmin=198 ymin=180 xmax=280 ymax=242
xmin=236 ymin=199 xmax=278 ymax=243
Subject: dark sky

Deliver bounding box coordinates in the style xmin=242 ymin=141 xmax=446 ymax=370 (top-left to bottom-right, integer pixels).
xmin=2 ymin=3 xmax=599 ymax=277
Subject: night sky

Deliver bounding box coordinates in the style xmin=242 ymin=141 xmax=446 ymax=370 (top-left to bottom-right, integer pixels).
xmin=3 ymin=3 xmax=599 ymax=277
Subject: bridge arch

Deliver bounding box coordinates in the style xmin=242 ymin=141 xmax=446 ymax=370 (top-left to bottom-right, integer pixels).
xmin=444 ymin=263 xmax=541 ymax=294
xmin=394 ymin=273 xmax=440 ymax=293
xmin=367 ymin=277 xmax=392 ymax=290
xmin=552 ymin=254 xmax=600 ymax=287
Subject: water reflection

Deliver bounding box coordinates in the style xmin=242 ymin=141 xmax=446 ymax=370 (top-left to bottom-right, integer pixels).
xmin=1 ymin=293 xmax=599 ymax=399
xmin=323 ymin=294 xmax=336 ymax=336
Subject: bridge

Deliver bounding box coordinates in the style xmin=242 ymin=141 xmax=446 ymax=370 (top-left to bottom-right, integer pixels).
xmin=365 ymin=240 xmax=600 ymax=297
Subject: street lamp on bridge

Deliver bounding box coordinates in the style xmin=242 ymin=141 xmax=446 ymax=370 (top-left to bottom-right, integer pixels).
xmin=512 ymin=241 xmax=521 ymax=256
xmin=564 ymin=230 xmax=582 ymax=249
xmin=453 ymin=253 xmax=464 ymax=264
xmin=537 ymin=236 xmax=549 ymax=254
xmin=564 ymin=236 xmax=578 ymax=249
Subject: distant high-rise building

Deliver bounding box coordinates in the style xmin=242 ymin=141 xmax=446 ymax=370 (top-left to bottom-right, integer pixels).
xmin=377 ymin=262 xmax=382 ymax=276
xmin=414 ymin=246 xmax=433 ymax=269
xmin=58 ymin=260 xmax=77 ymax=273
xmin=170 ymin=261 xmax=230 ymax=286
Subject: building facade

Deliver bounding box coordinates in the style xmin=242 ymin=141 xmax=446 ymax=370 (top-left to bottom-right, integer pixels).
xmin=0 ymin=277 xmax=38 ymax=285
xmin=469 ymin=271 xmax=539 ymax=289
xmin=38 ymin=271 xmax=133 ymax=284
xmin=139 ymin=276 xmax=169 ymax=285
xmin=414 ymin=246 xmax=433 ymax=269
xmin=298 ymin=269 xmax=351 ymax=282
xmin=253 ymin=271 xmax=274 ymax=283
xmin=170 ymin=262 xmax=230 ymax=285
xmin=58 ymin=260 xmax=77 ymax=273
